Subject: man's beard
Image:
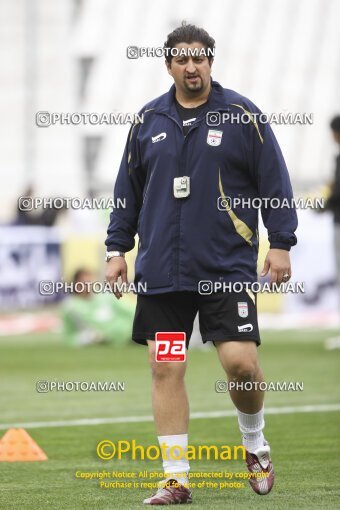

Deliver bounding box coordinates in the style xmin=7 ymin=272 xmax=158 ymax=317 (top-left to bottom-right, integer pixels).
xmin=183 ymin=75 xmax=203 ymax=93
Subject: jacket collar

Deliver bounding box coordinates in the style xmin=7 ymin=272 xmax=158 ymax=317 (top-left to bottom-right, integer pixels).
xmin=155 ymin=79 xmax=227 ymax=116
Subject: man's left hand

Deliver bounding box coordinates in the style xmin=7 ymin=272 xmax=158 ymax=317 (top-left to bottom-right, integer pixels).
xmin=261 ymin=249 xmax=291 ymax=285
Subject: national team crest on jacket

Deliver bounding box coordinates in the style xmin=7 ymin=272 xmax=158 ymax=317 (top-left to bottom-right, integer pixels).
xmin=238 ymin=302 xmax=248 ymax=318
xmin=207 ymin=129 xmax=223 ymax=146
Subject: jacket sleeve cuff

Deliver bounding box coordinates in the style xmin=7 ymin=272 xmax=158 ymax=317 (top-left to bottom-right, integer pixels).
xmin=268 ymin=232 xmax=297 ymax=251
xmin=106 ymin=245 xmax=127 ymax=253
xmin=269 ymin=242 xmax=292 ymax=251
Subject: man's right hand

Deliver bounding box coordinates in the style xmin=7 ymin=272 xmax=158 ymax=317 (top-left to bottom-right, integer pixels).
xmin=105 ymin=257 xmax=128 ymax=299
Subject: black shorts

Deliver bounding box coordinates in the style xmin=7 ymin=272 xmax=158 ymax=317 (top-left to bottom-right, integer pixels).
xmin=132 ymin=291 xmax=260 ymax=347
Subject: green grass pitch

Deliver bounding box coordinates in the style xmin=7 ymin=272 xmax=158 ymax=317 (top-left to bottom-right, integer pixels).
xmin=0 ymin=328 xmax=339 ymax=509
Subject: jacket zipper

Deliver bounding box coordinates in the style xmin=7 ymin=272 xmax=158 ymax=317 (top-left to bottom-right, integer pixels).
xmin=160 ymin=112 xmax=203 ymax=288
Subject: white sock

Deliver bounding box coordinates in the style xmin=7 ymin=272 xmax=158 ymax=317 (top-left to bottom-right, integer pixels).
xmin=158 ymin=434 xmax=190 ymax=487
xmin=237 ymin=407 xmax=265 ymax=453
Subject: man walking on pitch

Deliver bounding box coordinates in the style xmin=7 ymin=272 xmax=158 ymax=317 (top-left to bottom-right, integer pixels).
xmin=105 ymin=24 xmax=297 ymax=505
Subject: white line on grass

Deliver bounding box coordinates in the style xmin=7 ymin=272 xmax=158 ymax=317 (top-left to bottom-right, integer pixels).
xmin=0 ymin=403 xmax=340 ymax=430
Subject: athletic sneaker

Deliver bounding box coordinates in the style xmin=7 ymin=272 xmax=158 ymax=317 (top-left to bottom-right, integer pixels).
xmin=143 ymin=479 xmax=192 ymax=505
xmin=246 ymin=441 xmax=274 ymax=495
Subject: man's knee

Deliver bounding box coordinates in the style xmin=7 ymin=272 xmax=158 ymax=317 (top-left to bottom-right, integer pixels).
xmin=216 ymin=340 xmax=259 ymax=381
xmin=228 ymin=358 xmax=258 ymax=382
xmin=147 ymin=341 xmax=186 ymax=382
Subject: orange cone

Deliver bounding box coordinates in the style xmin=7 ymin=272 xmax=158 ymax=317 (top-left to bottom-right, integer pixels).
xmin=0 ymin=428 xmax=48 ymax=462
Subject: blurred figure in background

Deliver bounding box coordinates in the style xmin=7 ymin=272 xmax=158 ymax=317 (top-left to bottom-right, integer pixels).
xmin=326 ymin=116 xmax=340 ymax=254
xmin=62 ymin=268 xmax=134 ymax=346
xmin=15 ymin=186 xmax=65 ymax=226
xmin=325 ymin=115 xmax=340 ymax=349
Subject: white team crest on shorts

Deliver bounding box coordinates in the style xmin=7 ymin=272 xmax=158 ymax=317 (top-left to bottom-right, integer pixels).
xmin=207 ymin=129 xmax=223 ymax=146
xmin=238 ymin=302 xmax=248 ymax=318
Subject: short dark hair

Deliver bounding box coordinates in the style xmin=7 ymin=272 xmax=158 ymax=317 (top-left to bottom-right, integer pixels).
xmin=164 ymin=22 xmax=215 ymax=64
xmin=330 ymin=115 xmax=340 ymax=133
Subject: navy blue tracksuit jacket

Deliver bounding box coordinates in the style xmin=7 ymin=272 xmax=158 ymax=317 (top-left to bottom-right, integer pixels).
xmin=106 ymin=80 xmax=298 ymax=295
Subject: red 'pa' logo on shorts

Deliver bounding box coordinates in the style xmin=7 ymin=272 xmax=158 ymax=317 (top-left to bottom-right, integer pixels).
xmin=155 ymin=332 xmax=186 ymax=362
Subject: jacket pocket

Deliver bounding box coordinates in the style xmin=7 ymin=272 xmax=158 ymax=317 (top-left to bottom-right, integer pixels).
xmin=135 ymin=220 xmax=174 ymax=289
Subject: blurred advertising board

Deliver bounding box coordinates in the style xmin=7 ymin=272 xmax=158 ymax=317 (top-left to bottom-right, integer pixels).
xmin=0 ymin=227 xmax=61 ymax=310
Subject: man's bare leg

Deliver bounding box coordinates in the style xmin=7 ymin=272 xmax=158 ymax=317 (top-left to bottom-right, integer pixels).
xmin=215 ymin=340 xmax=266 ymax=452
xmin=147 ymin=340 xmax=189 ymax=434
xmin=147 ymin=341 xmax=190 ymax=488
xmin=215 ymin=340 xmax=274 ymax=495
xmin=215 ymin=340 xmax=264 ymax=413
